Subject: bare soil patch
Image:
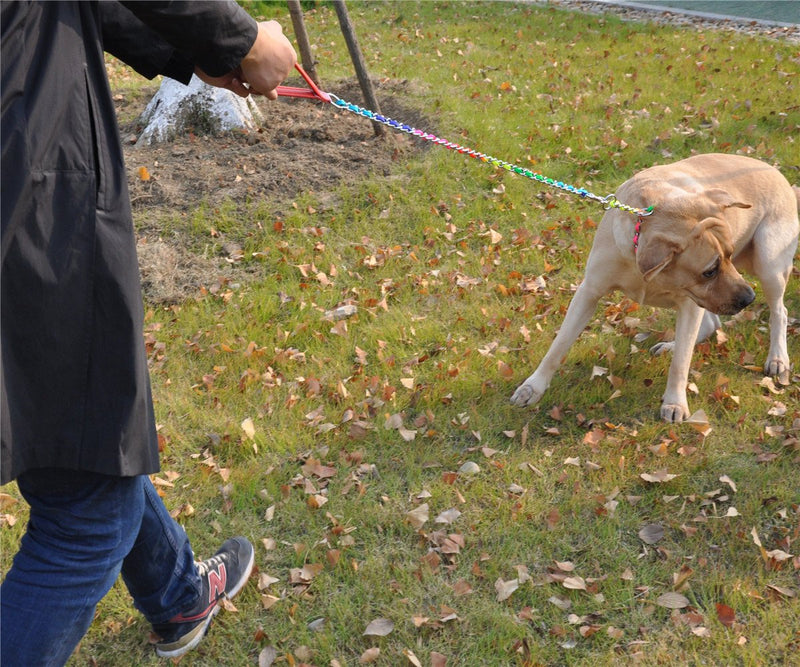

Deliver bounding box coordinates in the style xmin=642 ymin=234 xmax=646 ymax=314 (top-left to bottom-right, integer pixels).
xmin=123 ymin=78 xmax=431 ymax=303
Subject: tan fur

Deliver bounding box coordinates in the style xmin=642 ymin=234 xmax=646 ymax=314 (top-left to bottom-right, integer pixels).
xmin=511 ymin=154 xmax=799 ymax=422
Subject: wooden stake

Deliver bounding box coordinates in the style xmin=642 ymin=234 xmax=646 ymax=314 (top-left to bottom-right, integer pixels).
xmin=287 ymin=0 xmax=320 ymax=85
xmin=331 ymin=0 xmax=385 ymax=137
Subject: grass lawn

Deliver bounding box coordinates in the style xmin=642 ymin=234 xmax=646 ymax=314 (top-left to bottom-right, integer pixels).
xmin=2 ymin=2 xmax=798 ymax=665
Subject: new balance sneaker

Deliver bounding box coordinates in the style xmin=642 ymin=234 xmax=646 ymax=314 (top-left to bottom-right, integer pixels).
xmin=153 ymin=536 xmax=255 ymax=658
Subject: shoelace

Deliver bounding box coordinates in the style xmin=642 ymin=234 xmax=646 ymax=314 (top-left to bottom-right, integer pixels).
xmin=196 ymin=553 xmax=228 ymax=577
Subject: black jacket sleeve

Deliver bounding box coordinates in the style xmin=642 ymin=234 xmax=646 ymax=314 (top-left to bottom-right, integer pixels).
xmin=120 ymin=1 xmax=257 ymax=77
xmin=100 ymin=1 xmax=258 ymax=83
xmin=99 ymin=2 xmax=194 ymax=83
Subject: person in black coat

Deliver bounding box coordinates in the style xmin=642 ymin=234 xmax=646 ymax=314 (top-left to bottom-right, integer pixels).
xmin=0 ymin=2 xmax=296 ymax=662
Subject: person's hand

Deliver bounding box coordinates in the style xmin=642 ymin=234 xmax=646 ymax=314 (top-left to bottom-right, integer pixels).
xmin=194 ymin=66 xmax=250 ymax=98
xmin=239 ymin=20 xmax=297 ymax=100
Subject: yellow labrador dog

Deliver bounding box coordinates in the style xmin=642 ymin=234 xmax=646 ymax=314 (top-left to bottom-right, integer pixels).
xmin=511 ymin=153 xmax=799 ymax=422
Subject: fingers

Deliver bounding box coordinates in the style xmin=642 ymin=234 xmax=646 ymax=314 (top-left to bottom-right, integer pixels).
xmin=194 ymin=67 xmax=250 ymax=97
xmin=227 ymin=78 xmax=251 ymax=98
xmin=192 ymin=21 xmax=297 ymax=101
xmin=240 ymin=20 xmax=297 ymax=98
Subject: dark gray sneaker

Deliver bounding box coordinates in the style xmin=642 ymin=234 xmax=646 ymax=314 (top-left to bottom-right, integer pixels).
xmin=153 ymin=536 xmax=255 ymax=658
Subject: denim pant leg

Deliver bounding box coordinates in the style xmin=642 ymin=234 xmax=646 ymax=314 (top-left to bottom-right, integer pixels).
xmin=120 ymin=476 xmax=201 ymax=625
xmin=0 ymin=469 xmax=145 ymax=667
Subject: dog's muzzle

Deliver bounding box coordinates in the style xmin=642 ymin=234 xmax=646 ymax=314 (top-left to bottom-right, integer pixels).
xmin=719 ymin=284 xmax=756 ymax=315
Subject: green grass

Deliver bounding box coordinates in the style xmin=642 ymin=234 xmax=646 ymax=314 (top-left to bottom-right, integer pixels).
xmin=3 ymin=2 xmax=799 ymax=665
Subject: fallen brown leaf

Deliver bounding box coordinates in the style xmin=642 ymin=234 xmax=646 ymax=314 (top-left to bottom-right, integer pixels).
xmin=258 ymin=646 xmax=278 ymax=667
xmin=562 ymin=576 xmax=587 ymax=591
xmin=453 ymin=579 xmax=473 ymax=596
xmin=640 ymin=470 xmax=678 ymax=484
xmin=495 ymin=577 xmax=520 ymax=602
xmin=430 ymin=651 xmax=447 ymax=667
xmin=716 ymin=603 xmax=736 ymax=628
xmin=403 ymin=648 xmax=422 ymax=666
xmin=359 ymin=647 xmax=380 ymax=664
xmin=766 ymin=584 xmax=796 ymax=599
xmin=406 ymin=503 xmax=429 ymax=529
xmin=656 ymin=592 xmax=690 ymax=609
xmin=435 ymin=508 xmax=461 ymax=524
xmin=363 ymin=618 xmax=394 ymax=637
xmin=548 ymin=595 xmax=572 ymax=611
xmin=638 ymin=523 xmax=665 ymax=545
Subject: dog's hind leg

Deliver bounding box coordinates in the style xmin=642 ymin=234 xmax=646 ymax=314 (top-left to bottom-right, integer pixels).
xmin=510 ymin=280 xmax=603 ymax=407
xmin=697 ymin=311 xmax=722 ymax=343
xmin=650 ymin=310 xmax=721 ymax=356
xmin=661 ymin=300 xmax=705 ymax=422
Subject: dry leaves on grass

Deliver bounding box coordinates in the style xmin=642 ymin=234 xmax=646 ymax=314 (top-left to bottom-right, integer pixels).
xmin=638 ymin=523 xmax=665 ymax=545
xmin=562 ymin=576 xmax=588 ymax=591
xmin=685 ymin=409 xmax=713 ymax=436
xmin=751 ymin=526 xmax=797 ymax=574
xmin=258 ymin=646 xmax=278 ymax=667
xmin=655 ymin=591 xmax=690 ymax=609
xmin=359 ymin=647 xmax=380 ymax=663
xmin=403 ymin=648 xmax=422 ymax=666
xmin=435 ymin=508 xmax=462 ymax=524
xmin=640 ymin=469 xmax=679 ymax=484
xmin=0 ymin=492 xmax=19 ymax=527
xmin=363 ymin=617 xmax=394 ymax=637
xmin=406 ymin=503 xmax=429 ymax=529
xmin=495 ymin=577 xmax=520 ymax=602
xmin=716 ymin=603 xmax=737 ymax=628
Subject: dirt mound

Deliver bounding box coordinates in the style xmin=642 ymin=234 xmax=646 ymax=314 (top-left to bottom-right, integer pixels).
xmin=125 ymin=78 xmax=431 ymax=220
xmin=123 ymin=78 xmax=432 ymax=303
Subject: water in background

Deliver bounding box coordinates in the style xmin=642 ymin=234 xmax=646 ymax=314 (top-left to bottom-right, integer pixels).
xmin=631 ymin=1 xmax=799 ymax=24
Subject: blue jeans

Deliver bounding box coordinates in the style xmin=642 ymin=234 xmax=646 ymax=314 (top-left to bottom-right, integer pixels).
xmin=1 ymin=469 xmax=201 ymax=666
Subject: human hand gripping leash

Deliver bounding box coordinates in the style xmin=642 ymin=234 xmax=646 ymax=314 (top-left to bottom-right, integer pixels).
xmin=276 ymin=64 xmax=654 ymax=220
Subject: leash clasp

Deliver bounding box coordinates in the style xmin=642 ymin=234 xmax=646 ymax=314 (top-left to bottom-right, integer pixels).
xmin=276 ymin=63 xmax=332 ymax=103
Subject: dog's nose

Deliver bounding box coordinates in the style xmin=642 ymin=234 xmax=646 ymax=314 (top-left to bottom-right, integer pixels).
xmin=734 ymin=285 xmax=756 ymax=311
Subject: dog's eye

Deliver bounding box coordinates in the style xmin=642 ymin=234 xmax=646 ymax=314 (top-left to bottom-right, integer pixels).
xmin=702 ymin=265 xmax=719 ymax=279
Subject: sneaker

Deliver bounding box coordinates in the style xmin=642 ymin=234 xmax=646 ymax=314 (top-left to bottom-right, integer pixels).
xmin=153 ymin=536 xmax=255 ymax=659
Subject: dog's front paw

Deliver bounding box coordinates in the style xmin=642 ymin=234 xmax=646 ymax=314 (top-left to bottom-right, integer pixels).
xmin=650 ymin=341 xmax=674 ymax=356
xmin=660 ymin=402 xmax=690 ymax=423
xmin=764 ymin=357 xmax=790 ymax=382
xmin=510 ymin=380 xmax=545 ymax=407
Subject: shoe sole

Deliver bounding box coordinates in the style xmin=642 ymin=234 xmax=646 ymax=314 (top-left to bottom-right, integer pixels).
xmin=155 ymin=543 xmax=256 ymax=659
xmin=156 ymin=606 xmax=220 ymax=659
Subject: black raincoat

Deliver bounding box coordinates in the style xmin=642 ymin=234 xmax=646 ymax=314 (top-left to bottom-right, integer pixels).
xmin=1 ymin=1 xmax=256 ymax=484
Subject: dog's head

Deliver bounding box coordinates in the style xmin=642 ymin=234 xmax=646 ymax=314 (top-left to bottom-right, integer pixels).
xmin=635 ymin=188 xmax=755 ymax=315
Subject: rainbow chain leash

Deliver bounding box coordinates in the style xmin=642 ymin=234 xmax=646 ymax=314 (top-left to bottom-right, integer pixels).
xmin=276 ymin=65 xmax=654 ymax=218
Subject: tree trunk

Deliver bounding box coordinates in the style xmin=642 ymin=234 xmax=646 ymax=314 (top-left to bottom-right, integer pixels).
xmin=135 ymin=75 xmax=263 ymax=146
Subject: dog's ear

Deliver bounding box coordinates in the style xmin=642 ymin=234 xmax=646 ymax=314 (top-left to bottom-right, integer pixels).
xmin=693 ymin=216 xmax=733 ymax=254
xmin=705 ymin=188 xmax=751 ymax=210
xmin=637 ymin=234 xmax=681 ymax=282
